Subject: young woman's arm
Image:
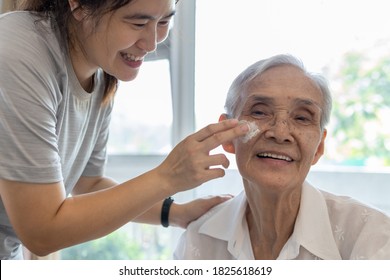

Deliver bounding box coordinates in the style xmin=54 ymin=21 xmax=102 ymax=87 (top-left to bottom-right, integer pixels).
xmin=73 ymin=176 xmax=232 ymax=228
xmin=0 ymin=120 xmax=248 ymax=256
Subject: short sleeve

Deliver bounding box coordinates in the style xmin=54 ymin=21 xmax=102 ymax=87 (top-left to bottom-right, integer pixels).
xmin=0 ymin=14 xmax=64 ymax=183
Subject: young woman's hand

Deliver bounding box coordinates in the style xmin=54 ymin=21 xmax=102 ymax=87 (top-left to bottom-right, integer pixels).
xmin=156 ymin=119 xmax=249 ymax=194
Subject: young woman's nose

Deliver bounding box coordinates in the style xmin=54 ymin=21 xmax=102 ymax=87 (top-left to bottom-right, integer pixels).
xmin=137 ymin=26 xmax=158 ymax=53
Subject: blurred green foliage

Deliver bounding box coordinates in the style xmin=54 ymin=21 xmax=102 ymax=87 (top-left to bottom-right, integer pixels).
xmin=61 ymin=231 xmax=145 ymax=260
xmin=330 ymin=52 xmax=390 ymax=166
xmin=60 ymin=224 xmax=173 ymax=260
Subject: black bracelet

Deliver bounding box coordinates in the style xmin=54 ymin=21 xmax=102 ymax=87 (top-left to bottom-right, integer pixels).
xmin=161 ymin=197 xmax=174 ymax=228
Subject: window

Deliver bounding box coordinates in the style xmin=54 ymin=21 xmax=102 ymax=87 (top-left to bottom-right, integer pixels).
xmin=107 ymin=59 xmax=173 ymax=155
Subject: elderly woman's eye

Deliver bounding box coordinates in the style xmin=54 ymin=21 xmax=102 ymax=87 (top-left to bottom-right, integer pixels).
xmin=252 ymin=107 xmax=268 ymax=115
xmin=251 ymin=110 xmax=267 ymax=117
xmin=294 ymin=114 xmax=312 ymax=123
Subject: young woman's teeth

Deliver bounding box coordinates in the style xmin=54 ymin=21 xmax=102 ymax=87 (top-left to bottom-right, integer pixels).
xmin=122 ymin=53 xmax=142 ymax=61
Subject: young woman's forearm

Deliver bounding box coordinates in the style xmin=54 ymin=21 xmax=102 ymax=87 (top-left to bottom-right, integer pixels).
xmin=0 ymin=169 xmax=171 ymax=256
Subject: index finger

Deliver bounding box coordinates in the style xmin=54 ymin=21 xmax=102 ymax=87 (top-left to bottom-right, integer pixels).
xmin=192 ymin=119 xmax=239 ymax=142
xmin=194 ymin=119 xmax=249 ymax=149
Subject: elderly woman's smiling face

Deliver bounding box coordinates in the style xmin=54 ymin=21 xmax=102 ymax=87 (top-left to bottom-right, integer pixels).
xmin=228 ymin=65 xmax=327 ymax=193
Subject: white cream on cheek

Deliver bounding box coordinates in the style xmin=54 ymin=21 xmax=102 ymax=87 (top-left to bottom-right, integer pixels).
xmin=240 ymin=120 xmax=260 ymax=143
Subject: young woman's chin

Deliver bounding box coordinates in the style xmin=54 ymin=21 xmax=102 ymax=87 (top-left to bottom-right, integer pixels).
xmin=115 ymin=70 xmax=140 ymax=82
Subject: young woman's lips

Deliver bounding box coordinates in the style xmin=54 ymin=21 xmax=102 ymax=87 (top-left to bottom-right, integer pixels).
xmin=121 ymin=53 xmax=143 ymax=68
xmin=123 ymin=58 xmax=143 ymax=68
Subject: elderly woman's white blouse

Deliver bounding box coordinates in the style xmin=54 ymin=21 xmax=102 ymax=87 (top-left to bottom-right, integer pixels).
xmin=174 ymin=181 xmax=390 ymax=260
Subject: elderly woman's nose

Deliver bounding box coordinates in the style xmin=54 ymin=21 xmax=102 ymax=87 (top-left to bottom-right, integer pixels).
xmin=264 ymin=116 xmax=294 ymax=143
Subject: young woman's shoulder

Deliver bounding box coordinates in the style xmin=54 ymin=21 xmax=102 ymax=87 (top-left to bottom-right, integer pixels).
xmin=1 ymin=11 xmax=67 ymax=84
xmin=0 ymin=11 xmax=42 ymax=33
xmin=0 ymin=11 xmax=70 ymax=110
xmin=0 ymin=11 xmax=64 ymax=62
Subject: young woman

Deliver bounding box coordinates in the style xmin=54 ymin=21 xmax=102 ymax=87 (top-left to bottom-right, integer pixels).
xmin=0 ymin=0 xmax=249 ymax=259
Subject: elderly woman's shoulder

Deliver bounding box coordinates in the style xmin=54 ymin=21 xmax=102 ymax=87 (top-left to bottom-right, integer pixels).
xmin=320 ymin=190 xmax=390 ymax=259
xmin=321 ymin=189 xmax=390 ymax=229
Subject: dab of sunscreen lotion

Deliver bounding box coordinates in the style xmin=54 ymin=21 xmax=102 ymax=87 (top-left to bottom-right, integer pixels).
xmin=240 ymin=120 xmax=260 ymax=143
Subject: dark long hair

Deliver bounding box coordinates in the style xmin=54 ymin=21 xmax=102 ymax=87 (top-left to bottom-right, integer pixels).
xmin=17 ymin=0 xmax=135 ymax=104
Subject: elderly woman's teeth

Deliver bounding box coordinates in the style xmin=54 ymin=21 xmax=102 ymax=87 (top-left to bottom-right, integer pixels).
xmin=257 ymin=153 xmax=293 ymax=162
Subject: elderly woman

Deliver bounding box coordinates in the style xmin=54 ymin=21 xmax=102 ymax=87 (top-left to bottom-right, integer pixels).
xmin=174 ymin=54 xmax=390 ymax=260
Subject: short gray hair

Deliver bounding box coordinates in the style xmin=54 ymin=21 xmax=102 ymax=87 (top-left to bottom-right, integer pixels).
xmin=224 ymin=54 xmax=332 ymax=130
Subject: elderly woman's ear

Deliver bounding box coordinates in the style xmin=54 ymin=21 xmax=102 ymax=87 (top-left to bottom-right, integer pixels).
xmin=311 ymin=129 xmax=328 ymax=165
xmin=219 ymin=114 xmax=236 ymax=154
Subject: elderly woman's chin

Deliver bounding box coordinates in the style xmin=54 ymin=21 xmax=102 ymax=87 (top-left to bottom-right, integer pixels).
xmin=240 ymin=165 xmax=302 ymax=191
xmin=242 ymin=174 xmax=301 ymax=194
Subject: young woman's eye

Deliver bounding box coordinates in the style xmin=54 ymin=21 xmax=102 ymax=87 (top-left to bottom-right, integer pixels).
xmin=133 ymin=23 xmax=146 ymax=28
xmin=127 ymin=20 xmax=148 ymax=28
xmin=158 ymin=20 xmax=171 ymax=26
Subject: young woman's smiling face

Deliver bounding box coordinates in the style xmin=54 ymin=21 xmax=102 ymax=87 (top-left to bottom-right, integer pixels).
xmin=230 ymin=65 xmax=327 ymax=193
xmin=70 ymin=0 xmax=175 ymax=83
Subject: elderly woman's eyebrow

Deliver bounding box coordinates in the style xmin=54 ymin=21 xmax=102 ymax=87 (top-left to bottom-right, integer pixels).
xmin=246 ymin=95 xmax=274 ymax=105
xmin=294 ymin=98 xmax=322 ymax=112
